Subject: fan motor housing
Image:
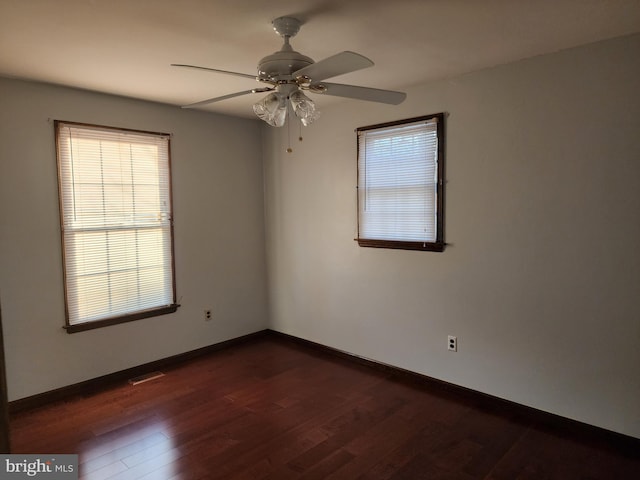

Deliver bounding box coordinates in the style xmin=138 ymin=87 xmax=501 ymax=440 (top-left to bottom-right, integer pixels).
xmin=258 ymin=50 xmax=314 ymax=80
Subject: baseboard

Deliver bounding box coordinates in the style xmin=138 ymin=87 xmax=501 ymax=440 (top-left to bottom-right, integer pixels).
xmin=265 ymin=329 xmax=640 ymax=455
xmin=8 ymin=330 xmax=268 ymax=414
xmin=9 ymin=327 xmax=639 ymax=455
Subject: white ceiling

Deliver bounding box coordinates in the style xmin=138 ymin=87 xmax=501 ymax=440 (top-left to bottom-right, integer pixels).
xmin=1 ymin=0 xmax=639 ymax=119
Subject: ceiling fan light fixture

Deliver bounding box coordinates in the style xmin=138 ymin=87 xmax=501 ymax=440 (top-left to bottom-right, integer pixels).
xmin=174 ymin=16 xmax=406 ymax=124
xmin=290 ymin=90 xmax=320 ymax=127
xmin=253 ymin=92 xmax=287 ymax=127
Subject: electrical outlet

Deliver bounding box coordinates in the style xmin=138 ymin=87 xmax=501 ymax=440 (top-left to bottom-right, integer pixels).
xmin=204 ymin=309 xmax=212 ymax=321
xmin=448 ymin=335 xmax=457 ymax=352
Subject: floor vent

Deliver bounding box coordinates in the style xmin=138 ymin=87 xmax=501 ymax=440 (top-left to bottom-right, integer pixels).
xmin=128 ymin=371 xmax=165 ymax=386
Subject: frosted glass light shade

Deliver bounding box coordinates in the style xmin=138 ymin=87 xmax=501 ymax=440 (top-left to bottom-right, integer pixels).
xmin=290 ymin=90 xmax=320 ymax=126
xmin=253 ymin=92 xmax=287 ymax=127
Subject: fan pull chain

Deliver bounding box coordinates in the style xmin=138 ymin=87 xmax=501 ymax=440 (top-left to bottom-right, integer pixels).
xmin=286 ymin=102 xmax=293 ymax=153
xmin=285 ymin=104 xmax=306 ymax=153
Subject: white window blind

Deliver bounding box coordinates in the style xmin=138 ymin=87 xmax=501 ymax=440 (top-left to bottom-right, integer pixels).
xmin=357 ymin=116 xmax=441 ymax=246
xmin=56 ymin=122 xmax=176 ymax=328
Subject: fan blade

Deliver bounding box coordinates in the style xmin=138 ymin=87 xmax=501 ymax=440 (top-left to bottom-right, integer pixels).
xmin=293 ymin=51 xmax=373 ymax=82
xmin=317 ymin=82 xmax=406 ymax=105
xmin=171 ymin=64 xmax=256 ymax=80
xmin=181 ymin=88 xmax=273 ymax=108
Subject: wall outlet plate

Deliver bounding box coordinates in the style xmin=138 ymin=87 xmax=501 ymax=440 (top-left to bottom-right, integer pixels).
xmin=448 ymin=335 xmax=457 ymax=352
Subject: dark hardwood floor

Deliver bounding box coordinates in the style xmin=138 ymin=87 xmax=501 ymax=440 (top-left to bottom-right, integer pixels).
xmin=9 ymin=335 xmax=640 ymax=479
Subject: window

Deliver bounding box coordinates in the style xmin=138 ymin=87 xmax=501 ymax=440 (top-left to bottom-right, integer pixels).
xmin=55 ymin=121 xmax=178 ymax=333
xmin=356 ymin=113 xmax=445 ymax=252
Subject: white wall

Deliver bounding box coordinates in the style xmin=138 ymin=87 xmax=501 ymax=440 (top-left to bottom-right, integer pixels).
xmin=263 ymin=34 xmax=640 ymax=438
xmin=1 ymin=33 xmax=638 ymax=439
xmin=0 ymin=78 xmax=269 ymax=401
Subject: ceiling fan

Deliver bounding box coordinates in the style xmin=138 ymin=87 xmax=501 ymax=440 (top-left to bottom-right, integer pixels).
xmin=172 ymin=16 xmax=406 ymax=128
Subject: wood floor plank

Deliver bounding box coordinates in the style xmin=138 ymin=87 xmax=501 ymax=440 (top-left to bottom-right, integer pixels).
xmin=486 ymin=425 xmax=640 ymax=480
xmin=10 ymin=336 xmax=640 ymax=480
xmin=80 ymin=432 xmax=169 ymax=475
xmin=325 ymin=403 xmax=445 ymax=479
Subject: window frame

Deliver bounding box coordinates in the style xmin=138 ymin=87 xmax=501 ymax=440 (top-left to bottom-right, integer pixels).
xmin=55 ymin=121 xmax=179 ymax=333
xmin=356 ymin=113 xmax=445 ymax=252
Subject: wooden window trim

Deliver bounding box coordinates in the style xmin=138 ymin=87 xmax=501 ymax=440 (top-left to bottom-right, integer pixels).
xmin=356 ymin=238 xmax=445 ymax=252
xmin=55 ymin=121 xmax=179 ymax=333
xmin=64 ymin=304 xmax=179 ymax=333
xmin=356 ymin=113 xmax=446 ymax=252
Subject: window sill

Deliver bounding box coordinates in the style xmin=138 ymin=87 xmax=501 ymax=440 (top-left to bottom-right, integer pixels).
xmin=64 ymin=304 xmax=180 ymax=334
xmin=356 ymin=238 xmax=445 ymax=252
